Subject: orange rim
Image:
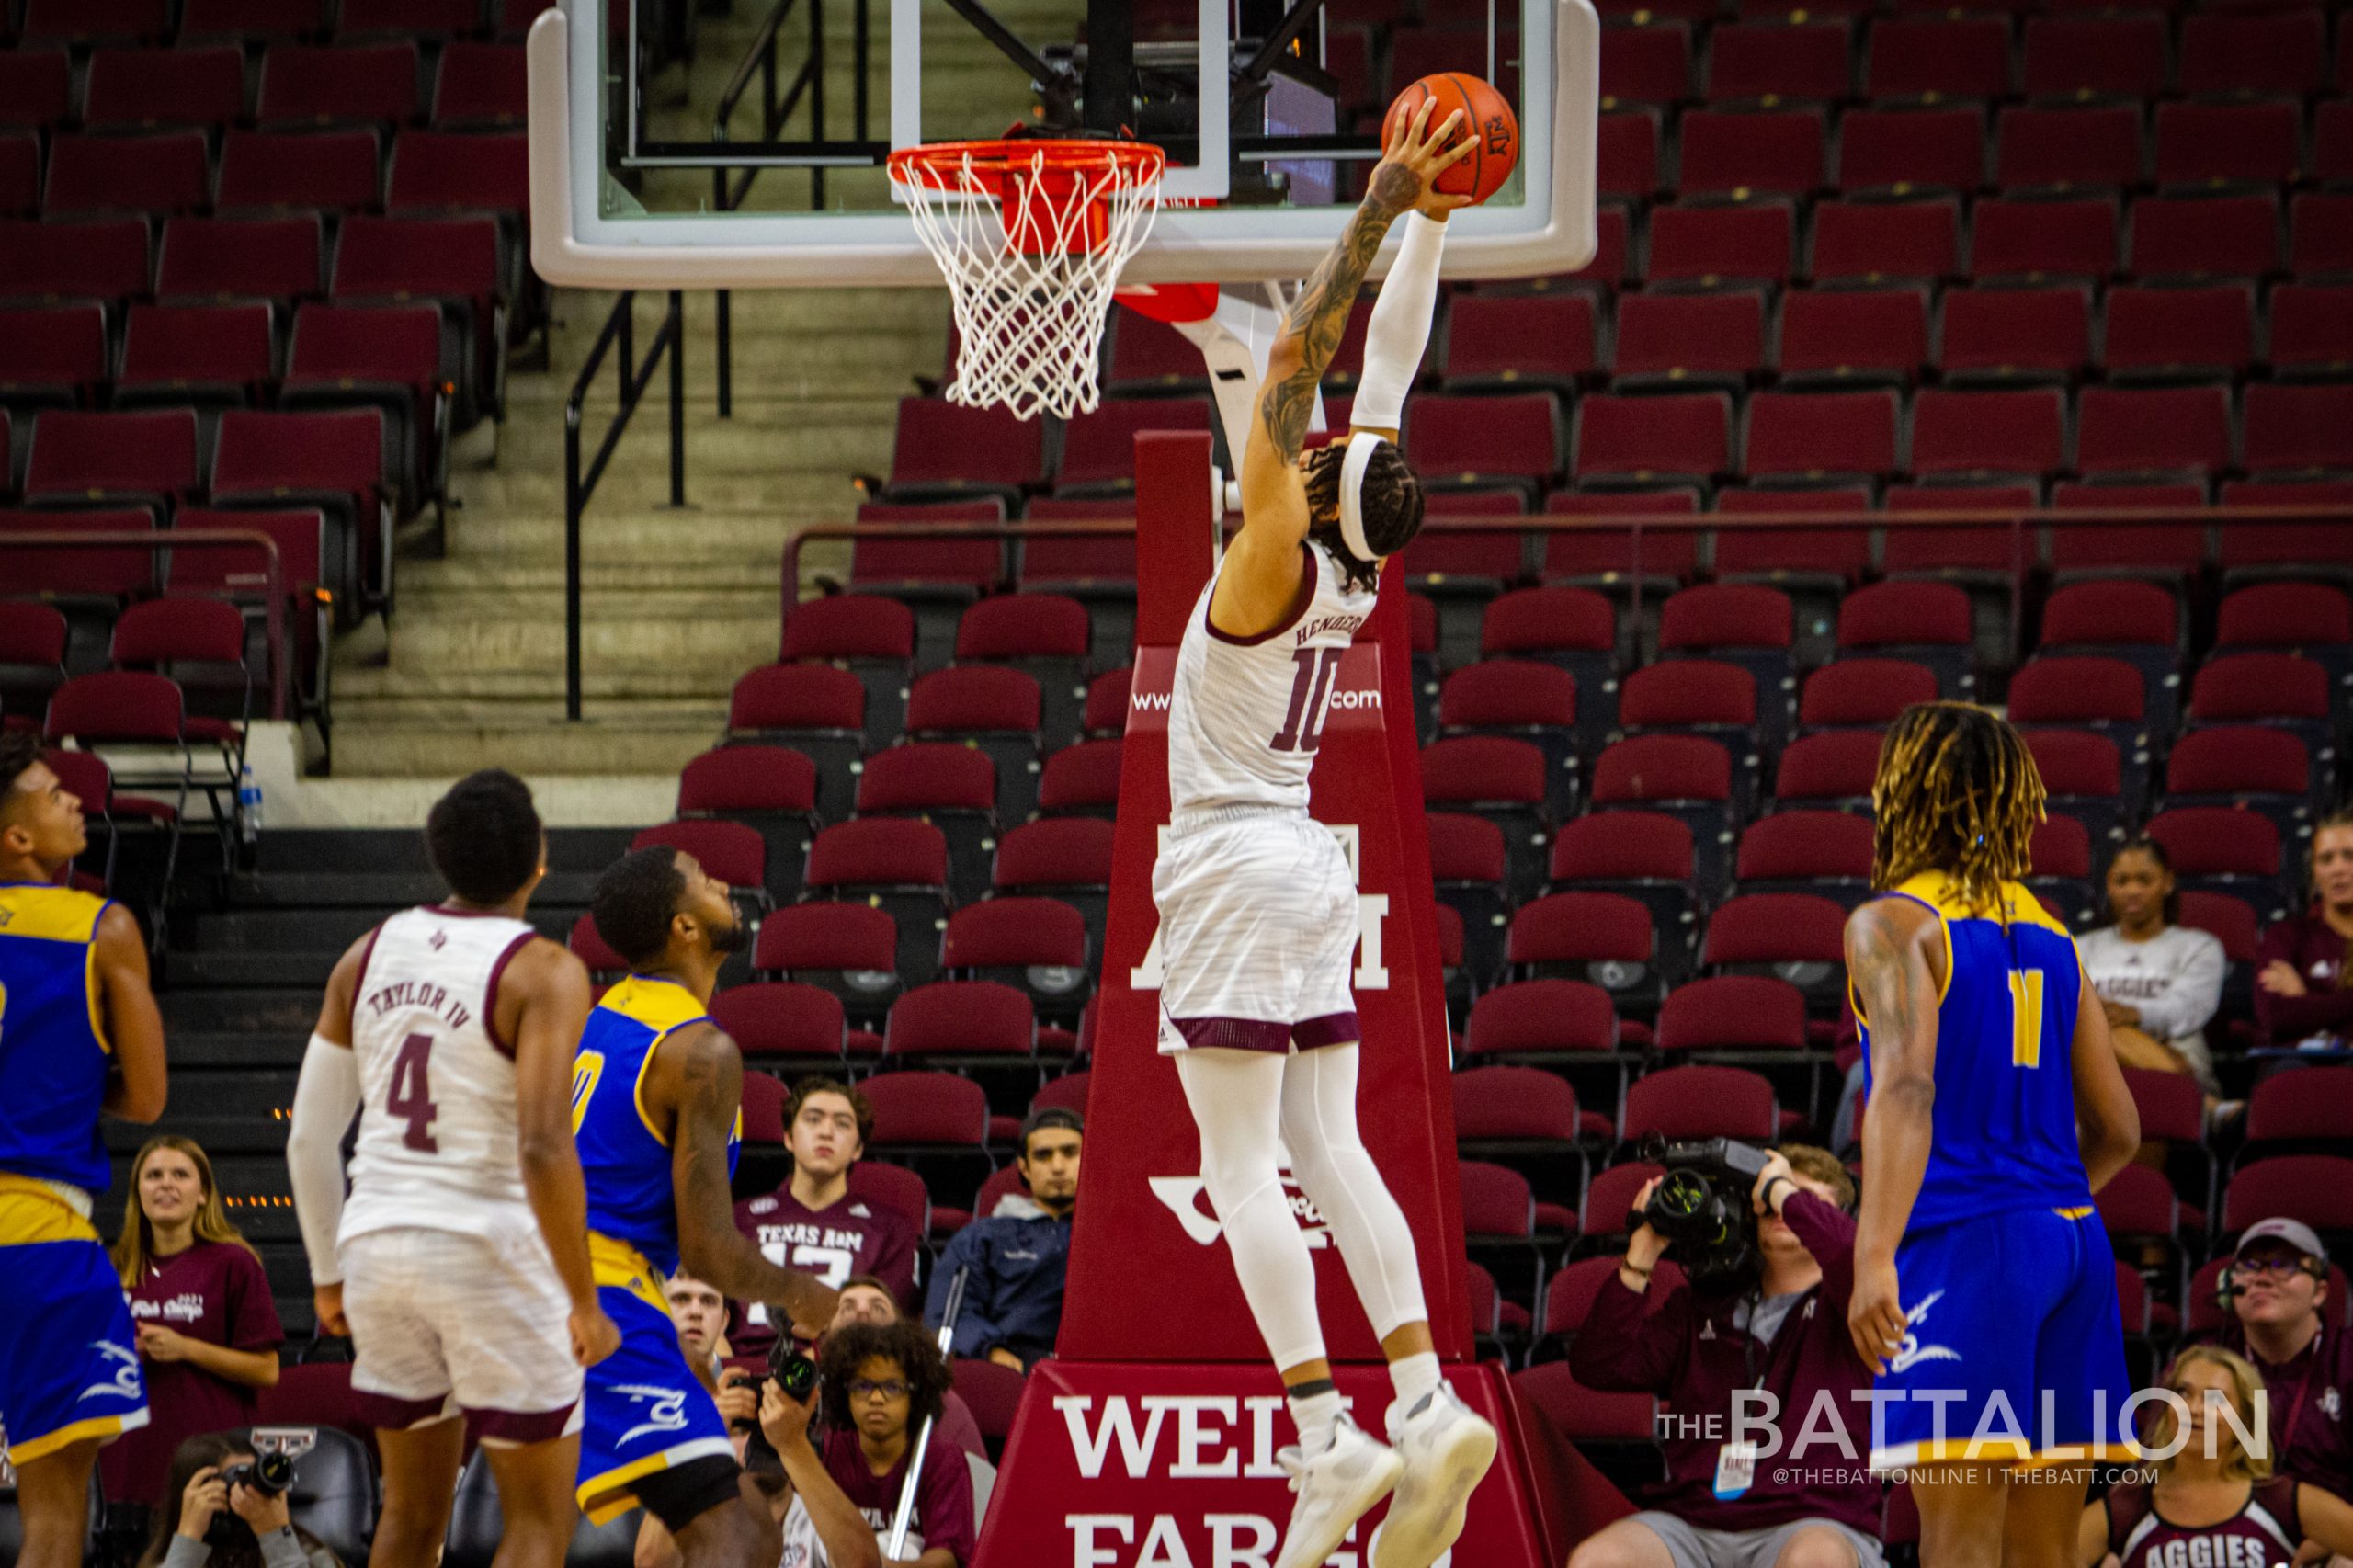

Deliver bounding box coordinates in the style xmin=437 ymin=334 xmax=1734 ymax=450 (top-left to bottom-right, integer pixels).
xmin=887 ymin=138 xmax=1167 ymax=193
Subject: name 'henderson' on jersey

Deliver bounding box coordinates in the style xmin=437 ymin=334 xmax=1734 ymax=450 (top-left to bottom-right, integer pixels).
xmin=1856 ymin=871 xmax=2093 ymax=1231
xmin=1169 ymin=540 xmax=1376 ymax=816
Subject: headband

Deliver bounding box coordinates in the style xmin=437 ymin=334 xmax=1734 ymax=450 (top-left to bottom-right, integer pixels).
xmin=1336 ymin=430 xmax=1385 ymax=562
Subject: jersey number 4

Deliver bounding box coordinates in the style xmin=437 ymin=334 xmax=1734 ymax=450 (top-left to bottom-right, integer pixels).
xmin=2008 ymin=970 xmax=2046 ymax=1068
xmin=1272 ymin=647 xmax=1345 ymax=754
xmin=387 ymin=1032 xmax=439 ymax=1152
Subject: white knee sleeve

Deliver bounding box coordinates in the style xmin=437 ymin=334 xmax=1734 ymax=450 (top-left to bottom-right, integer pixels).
xmin=1177 ymin=1051 xmax=1329 ymax=1371
xmin=1280 ymin=1047 xmax=1428 ymax=1342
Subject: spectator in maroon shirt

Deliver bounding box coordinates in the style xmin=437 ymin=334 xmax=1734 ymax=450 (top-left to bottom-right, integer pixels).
xmin=2196 ymin=1220 xmax=2353 ymax=1503
xmin=733 ymin=1078 xmax=923 ymax=1354
xmin=1570 ymin=1145 xmax=1885 ymax=1568
xmin=101 ymin=1137 xmax=282 ymax=1510
xmin=2256 ymin=813 xmax=2353 ymax=1051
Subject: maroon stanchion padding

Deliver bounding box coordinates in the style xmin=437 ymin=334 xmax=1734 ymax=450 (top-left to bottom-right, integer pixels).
xmin=968 ymin=431 xmax=1604 ymax=1567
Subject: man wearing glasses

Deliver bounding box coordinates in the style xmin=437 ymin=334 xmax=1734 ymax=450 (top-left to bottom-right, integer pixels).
xmin=2202 ymin=1218 xmax=2353 ymax=1501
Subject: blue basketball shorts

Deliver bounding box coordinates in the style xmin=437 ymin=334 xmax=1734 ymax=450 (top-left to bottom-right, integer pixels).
xmin=575 ymin=1278 xmax=735 ymax=1524
xmin=1870 ymin=1205 xmax=2136 ymax=1471
xmin=0 ymin=1190 xmax=149 ymax=1466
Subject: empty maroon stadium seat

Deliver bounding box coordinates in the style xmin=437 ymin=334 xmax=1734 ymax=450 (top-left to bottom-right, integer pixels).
xmin=1441 ymin=293 xmax=1598 ymax=393
xmin=1645 ymin=203 xmax=1795 ymax=288
xmin=85 ymin=46 xmax=247 ymax=130
xmin=755 ymin=901 xmax=896 ymax=976
xmin=942 ymin=897 xmax=1087 ymax=975
xmin=1541 ymin=490 xmax=1703 ymax=584
xmin=388 ymin=130 xmax=529 ymax=227
xmin=2165 ymin=727 xmax=2311 ymax=814
xmin=1800 ymin=659 xmax=1938 ymax=729
xmin=1707 ymin=20 xmax=1852 ymax=102
xmin=40 ymin=132 xmax=209 ymax=219
xmin=2269 ymin=285 xmax=2353 ymax=382
xmin=2178 ymin=9 xmax=2326 ymax=96
xmin=26 ymin=409 xmax=199 ymax=513
xmin=257 ymin=42 xmax=420 ymax=127
xmin=1909 ymin=388 xmax=2066 ymax=479
xmin=1597 ymin=110 xmax=1665 ymax=201
xmin=1677 ymin=108 xmax=1826 ymax=198
xmin=1618 ymin=662 xmax=1756 ymax=738
xmin=1772 ymin=730 xmax=1881 ymax=805
xmin=331 ymin=214 xmax=504 ymax=412
xmin=2130 ymin=195 xmax=2280 ymax=281
xmin=1507 ymin=892 xmax=1655 ymax=972
xmin=216 ymin=130 xmax=382 ymax=216
xmin=1603 ymin=24 xmax=1691 ymax=106
xmin=2019 ymin=13 xmax=2164 ymax=99
xmin=1622 ymin=1063 xmax=1779 ymax=1139
xmin=157 ymin=216 xmax=322 ymax=305
xmin=1938 ymin=286 xmax=2092 ymax=384
xmin=1736 ymin=810 xmax=1873 ymax=884
xmin=1775 ymin=288 xmax=1927 ymax=386
xmin=1808 ymin=199 xmax=1958 ymax=284
xmin=1609 ymin=292 xmax=1763 ymax=393
xmin=2102 ymin=286 xmax=2257 ymax=386
xmin=1862 ymin=15 xmax=2010 ymax=100
xmin=2076 ymin=386 xmax=2234 ymax=480
xmin=23 ymin=0 xmax=170 ymax=46
xmin=117 ymin=306 xmax=276 ymax=408
xmin=1655 ymin=976 xmax=1811 ymax=1056
xmin=1742 ymin=389 xmax=1899 ymax=483
xmin=2010 ymin=655 xmax=2145 ymax=733
xmin=1837 ymin=107 xmax=1982 ymax=197
xmin=1711 ymin=489 xmax=1874 ymax=583
xmin=0 ymin=508 xmax=158 ymax=597
xmin=2222 ymin=1156 xmax=2353 ymax=1240
xmin=1054 ymin=397 xmax=1213 ymax=495
xmin=1702 ymin=892 xmax=1847 ymax=970
xmin=632 ymin=818 xmax=767 ymax=894
xmin=886 ymin=397 xmax=1046 ymax=500
xmin=1034 ymin=739 xmax=1121 ymax=816
xmin=2189 ymin=654 xmax=2332 ymax=731
xmin=1406 ymin=392 xmax=1564 ymax=496
xmin=857 ymin=744 xmax=995 ymax=816
xmin=993 ymin=817 xmax=1115 ymax=893
xmin=884 ymin=981 xmax=1034 ymax=1062
xmin=183 ymin=0 xmax=323 ymax=39
xmin=710 ymin=983 xmax=847 ymax=1061
xmin=1462 ymin=979 xmax=1621 ymax=1060
xmin=1881 ymin=489 xmax=2033 ymax=579
xmin=1574 ymin=393 xmax=1732 ymax=484
xmin=859 ymin=1071 xmax=990 ymax=1153
xmin=2214 ymin=488 xmax=2353 ymax=582
xmin=2243 ymin=385 xmax=2353 ymax=475
xmin=2243 ymin=1066 xmax=2353 ymax=1147
xmin=807 ymin=816 xmax=948 ymax=892
xmin=677 ymin=745 xmax=817 ymax=820
xmin=2215 ymin=584 xmax=2353 ymax=652
xmin=430 ymin=40 xmax=526 ymax=129
xmin=2144 ymin=807 xmax=2281 ymax=883
xmin=2154 ymin=101 xmax=2301 ymax=192
xmin=1993 ymin=106 xmax=2143 ymax=194
xmin=1968 ymin=198 xmax=2117 ymax=283
xmin=1550 ymin=812 xmax=1696 ymax=886
xmin=0 ymin=54 xmax=72 ymax=132
xmin=0 ymin=304 xmax=108 ymax=408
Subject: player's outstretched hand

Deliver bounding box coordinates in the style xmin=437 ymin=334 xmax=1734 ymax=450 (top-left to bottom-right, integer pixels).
xmin=313 ymin=1282 xmax=350 ymax=1339
xmin=571 ymin=1301 xmax=622 ymax=1369
xmin=1374 ymin=96 xmax=1478 ymax=221
xmin=1847 ymin=1262 xmax=1908 ymax=1375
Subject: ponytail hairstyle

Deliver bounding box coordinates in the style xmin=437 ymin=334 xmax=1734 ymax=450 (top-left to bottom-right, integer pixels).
xmin=2108 ymin=835 xmax=2182 ymax=928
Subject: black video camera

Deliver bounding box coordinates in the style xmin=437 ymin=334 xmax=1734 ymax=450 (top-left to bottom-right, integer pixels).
xmin=206 ymin=1453 xmax=296 ymax=1548
xmin=1637 ymin=1136 xmax=1775 ymax=1284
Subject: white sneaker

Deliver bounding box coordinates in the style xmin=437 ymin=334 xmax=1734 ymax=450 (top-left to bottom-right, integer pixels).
xmin=1370 ymin=1385 xmax=1498 ymax=1568
xmin=1273 ymin=1415 xmax=1404 ymax=1568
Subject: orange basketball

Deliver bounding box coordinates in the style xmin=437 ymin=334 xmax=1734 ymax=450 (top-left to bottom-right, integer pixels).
xmin=1382 ymin=72 xmax=1519 ymax=205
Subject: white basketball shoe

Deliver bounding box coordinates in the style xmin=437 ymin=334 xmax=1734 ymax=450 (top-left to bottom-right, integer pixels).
xmin=1370 ymin=1384 xmax=1498 ymax=1568
xmin=1273 ymin=1415 xmax=1404 ymax=1568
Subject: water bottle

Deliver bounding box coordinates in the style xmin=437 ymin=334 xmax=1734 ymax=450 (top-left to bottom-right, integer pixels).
xmin=237 ymin=766 xmax=262 ymax=847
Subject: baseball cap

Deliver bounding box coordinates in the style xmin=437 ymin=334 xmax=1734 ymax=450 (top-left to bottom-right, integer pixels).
xmin=2235 ymin=1218 xmax=2328 ymax=1264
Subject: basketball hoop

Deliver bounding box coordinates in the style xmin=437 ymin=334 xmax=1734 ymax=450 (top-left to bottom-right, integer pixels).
xmin=888 ymin=137 xmax=1168 ymax=422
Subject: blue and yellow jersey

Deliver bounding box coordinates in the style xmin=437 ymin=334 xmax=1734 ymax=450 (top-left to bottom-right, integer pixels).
xmin=1858 ymin=872 xmax=2093 ymax=1231
xmin=573 ymin=976 xmax=738 ymax=1282
xmin=0 ymin=883 xmax=115 ymax=1194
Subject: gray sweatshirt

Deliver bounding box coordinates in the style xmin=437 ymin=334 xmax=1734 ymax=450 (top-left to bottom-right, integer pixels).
xmin=2078 ymin=924 xmax=2226 ymax=1091
xmin=162 ymin=1528 xmax=337 ymax=1568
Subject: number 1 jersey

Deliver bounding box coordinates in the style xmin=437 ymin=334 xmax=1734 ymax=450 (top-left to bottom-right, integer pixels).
xmin=342 ymin=905 xmax=541 ymax=1245
xmin=1168 ymin=539 xmax=1376 ymax=816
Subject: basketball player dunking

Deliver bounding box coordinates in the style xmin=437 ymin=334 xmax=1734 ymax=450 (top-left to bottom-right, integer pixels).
xmin=1152 ymin=99 xmax=1495 ymax=1568
xmin=1845 ymin=704 xmax=2143 ymax=1568
xmin=289 ymin=769 xmax=620 ymax=1568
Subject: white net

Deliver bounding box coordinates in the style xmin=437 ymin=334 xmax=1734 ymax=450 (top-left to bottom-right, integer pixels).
xmin=893 ymin=142 xmax=1166 ymax=423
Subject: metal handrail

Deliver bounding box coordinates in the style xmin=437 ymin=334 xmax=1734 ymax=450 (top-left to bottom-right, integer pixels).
xmin=0 ymin=528 xmax=288 ymax=721
xmin=779 ymin=503 xmax=2353 ymax=673
xmin=564 ymin=290 xmax=687 ymax=721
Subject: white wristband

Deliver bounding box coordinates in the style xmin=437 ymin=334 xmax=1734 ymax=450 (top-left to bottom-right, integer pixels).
xmin=1350 ymin=211 xmax=1448 ymax=432
xmin=286 ymin=1031 xmax=361 ymax=1287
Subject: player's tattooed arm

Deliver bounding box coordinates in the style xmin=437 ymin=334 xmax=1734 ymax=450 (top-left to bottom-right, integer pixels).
xmin=1256 ymin=165 xmax=1418 ymax=461
xmin=665 ymin=1026 xmax=842 ymax=1335
xmin=1844 ymin=896 xmax=1941 ymax=1372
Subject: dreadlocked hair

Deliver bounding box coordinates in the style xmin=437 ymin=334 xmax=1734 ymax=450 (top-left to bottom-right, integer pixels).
xmin=1302 ymin=439 xmax=1425 ymax=593
xmin=1870 ymin=701 xmax=2047 ymax=913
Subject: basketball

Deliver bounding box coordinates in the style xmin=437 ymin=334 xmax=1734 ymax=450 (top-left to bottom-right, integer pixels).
xmin=1383 ymin=72 xmax=1519 ymax=205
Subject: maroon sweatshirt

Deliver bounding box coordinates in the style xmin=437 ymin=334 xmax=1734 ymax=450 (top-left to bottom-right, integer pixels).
xmin=2201 ymin=1320 xmax=2353 ymax=1502
xmin=2254 ymin=908 xmax=2353 ymax=1047
xmin=1569 ymin=1191 xmax=1881 ymax=1534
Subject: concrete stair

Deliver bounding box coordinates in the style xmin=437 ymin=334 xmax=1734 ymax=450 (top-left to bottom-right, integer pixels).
xmin=330 ymin=0 xmax=1086 ymax=777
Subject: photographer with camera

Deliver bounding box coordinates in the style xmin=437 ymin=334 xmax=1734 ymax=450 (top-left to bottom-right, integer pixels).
xmin=135 ymin=1434 xmax=340 ymax=1568
xmin=1569 ymin=1143 xmax=1883 ymax=1568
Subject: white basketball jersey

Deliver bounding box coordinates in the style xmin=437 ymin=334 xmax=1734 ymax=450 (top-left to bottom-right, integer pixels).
xmin=1168 ymin=540 xmax=1378 ymax=814
xmin=340 ymin=905 xmax=540 ymax=1245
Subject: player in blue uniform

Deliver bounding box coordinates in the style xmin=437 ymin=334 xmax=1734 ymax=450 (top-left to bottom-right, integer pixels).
xmin=572 ymin=846 xmax=838 ymax=1566
xmin=0 ymin=733 xmax=168 ymax=1568
xmin=1846 ymin=704 xmax=2143 ymax=1568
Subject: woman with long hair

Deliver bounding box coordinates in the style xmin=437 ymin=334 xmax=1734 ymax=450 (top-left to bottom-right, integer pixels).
xmin=2078 ymin=1346 xmax=2353 ymax=1568
xmin=135 ymin=1432 xmax=340 ymax=1568
xmin=100 ymin=1138 xmax=282 ymax=1508
xmin=2078 ymin=837 xmax=2226 ymax=1095
xmin=2256 ymin=810 xmax=2353 ymax=1050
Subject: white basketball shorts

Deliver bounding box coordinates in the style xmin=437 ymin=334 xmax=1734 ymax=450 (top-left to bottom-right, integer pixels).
xmin=1152 ymin=808 xmax=1361 ymax=1053
xmin=340 ymin=1223 xmax=585 ymax=1444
